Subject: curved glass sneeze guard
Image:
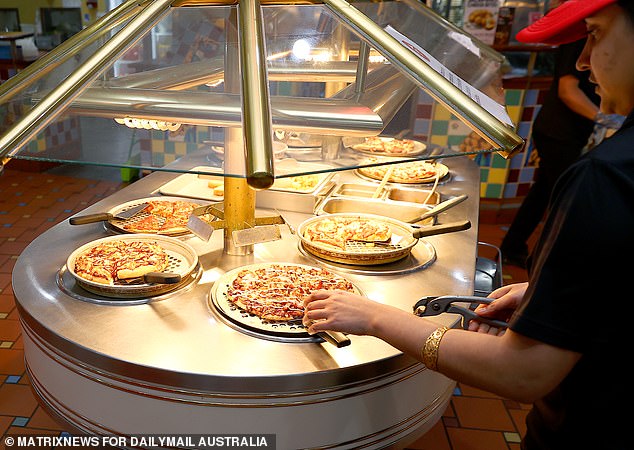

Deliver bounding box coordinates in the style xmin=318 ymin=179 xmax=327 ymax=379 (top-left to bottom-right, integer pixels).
xmin=0 ymin=0 xmax=523 ymax=181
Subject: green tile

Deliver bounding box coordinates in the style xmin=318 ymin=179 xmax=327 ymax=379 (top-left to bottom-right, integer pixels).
xmin=504 ymin=89 xmax=522 ymax=106
xmin=485 ymin=183 xmax=503 ymax=198
xmin=479 ymin=167 xmax=489 ymax=182
xmin=164 ymin=141 xmax=175 ymax=154
xmin=447 ymin=135 xmax=467 ymax=147
xmin=431 ymin=120 xmax=449 ymax=135
xmin=491 ymin=153 xmax=509 ymax=169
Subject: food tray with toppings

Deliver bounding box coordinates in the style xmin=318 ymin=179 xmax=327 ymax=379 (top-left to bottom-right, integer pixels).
xmin=355 ymin=158 xmax=449 ymax=184
xmin=209 ymin=262 xmax=361 ymax=341
xmin=345 ymin=136 xmax=427 ymax=157
xmin=65 ymin=234 xmax=199 ymax=298
xmin=69 ymin=196 xmax=216 ymax=236
xmin=297 ymin=213 xmax=419 ymax=265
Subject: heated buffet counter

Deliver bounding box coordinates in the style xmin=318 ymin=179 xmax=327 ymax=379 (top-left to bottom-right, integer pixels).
xmin=14 ymin=153 xmax=480 ymax=449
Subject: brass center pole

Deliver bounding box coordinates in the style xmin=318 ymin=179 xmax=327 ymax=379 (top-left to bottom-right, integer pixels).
xmin=223 ymin=8 xmax=255 ymax=256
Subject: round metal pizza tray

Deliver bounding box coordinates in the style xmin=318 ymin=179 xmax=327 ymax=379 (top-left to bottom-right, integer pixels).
xmin=65 ymin=234 xmax=199 ymax=299
xmin=297 ymin=240 xmax=436 ymax=275
xmin=297 ymin=213 xmax=419 ymax=266
xmin=101 ymin=196 xmax=214 ymax=237
xmin=354 ymin=160 xmax=450 ymax=185
xmin=56 ymin=264 xmax=203 ymax=305
xmin=208 ymin=262 xmax=361 ymax=343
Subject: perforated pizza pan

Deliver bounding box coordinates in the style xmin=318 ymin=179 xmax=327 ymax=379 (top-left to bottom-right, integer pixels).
xmin=297 ymin=213 xmax=419 ymax=266
xmin=66 ymin=234 xmax=199 ymax=298
xmin=104 ymin=196 xmax=213 ymax=236
xmin=209 ymin=263 xmax=361 ymax=340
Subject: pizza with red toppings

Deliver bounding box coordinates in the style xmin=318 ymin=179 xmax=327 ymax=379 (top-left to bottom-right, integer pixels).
xmin=119 ymin=200 xmax=212 ymax=234
xmin=73 ymin=239 xmax=169 ymax=285
xmin=225 ymin=264 xmax=355 ymax=321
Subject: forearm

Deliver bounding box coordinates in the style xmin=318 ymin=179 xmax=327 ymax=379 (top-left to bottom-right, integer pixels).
xmin=369 ymin=308 xmax=579 ymax=403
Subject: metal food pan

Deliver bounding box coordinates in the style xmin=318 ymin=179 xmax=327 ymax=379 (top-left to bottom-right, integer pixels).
xmin=386 ymin=187 xmax=441 ymax=205
xmin=315 ymin=197 xmax=435 ymax=226
xmin=332 ymin=183 xmax=389 ymax=200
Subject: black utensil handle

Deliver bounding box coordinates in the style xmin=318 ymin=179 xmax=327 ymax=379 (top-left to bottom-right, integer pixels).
xmin=143 ymin=272 xmax=182 ymax=284
xmin=69 ymin=213 xmax=113 ymax=225
xmin=412 ymin=220 xmax=471 ymax=238
xmin=318 ymin=331 xmax=351 ymax=348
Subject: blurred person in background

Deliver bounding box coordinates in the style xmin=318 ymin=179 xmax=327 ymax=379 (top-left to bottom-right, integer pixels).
xmin=500 ymin=11 xmax=600 ymax=268
xmin=304 ymin=1 xmax=634 ymax=448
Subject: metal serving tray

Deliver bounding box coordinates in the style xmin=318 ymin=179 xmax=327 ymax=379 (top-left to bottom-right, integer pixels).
xmin=315 ymin=197 xmax=435 ymax=225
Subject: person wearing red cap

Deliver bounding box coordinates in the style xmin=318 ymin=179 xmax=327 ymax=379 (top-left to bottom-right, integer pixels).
xmin=304 ymin=1 xmax=634 ymax=448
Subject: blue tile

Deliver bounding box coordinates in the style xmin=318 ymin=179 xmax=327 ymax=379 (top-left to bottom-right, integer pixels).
xmin=453 ymin=386 xmax=462 ymax=396
xmin=0 ymin=211 xmax=7 ymax=214
xmin=3 ymin=223 xmax=11 ymax=227
xmin=12 ymin=417 xmax=29 ymax=427
xmin=18 ymin=203 xmax=26 ymax=207
xmin=5 ymin=375 xmax=20 ymax=383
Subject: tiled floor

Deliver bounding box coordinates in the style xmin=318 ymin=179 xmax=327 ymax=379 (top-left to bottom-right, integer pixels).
xmin=0 ymin=166 xmax=531 ymax=449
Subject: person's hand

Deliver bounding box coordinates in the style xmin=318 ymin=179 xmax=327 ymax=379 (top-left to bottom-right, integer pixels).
xmin=303 ymin=290 xmax=391 ymax=336
xmin=468 ymin=282 xmax=528 ymax=335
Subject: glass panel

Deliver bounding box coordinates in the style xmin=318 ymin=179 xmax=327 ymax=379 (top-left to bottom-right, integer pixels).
xmin=1 ymin=1 xmax=521 ymax=182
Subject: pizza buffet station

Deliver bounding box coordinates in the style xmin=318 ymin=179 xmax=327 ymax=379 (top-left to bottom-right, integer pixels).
xmin=1 ymin=0 xmax=523 ymax=448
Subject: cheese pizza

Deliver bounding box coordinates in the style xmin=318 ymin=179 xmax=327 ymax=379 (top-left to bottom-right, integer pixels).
xmin=357 ymin=158 xmax=448 ymax=184
xmin=73 ymin=239 xmax=169 ymax=285
xmin=225 ymin=264 xmax=355 ymax=321
xmin=352 ymin=136 xmax=424 ymax=155
xmin=303 ymin=216 xmax=392 ymax=250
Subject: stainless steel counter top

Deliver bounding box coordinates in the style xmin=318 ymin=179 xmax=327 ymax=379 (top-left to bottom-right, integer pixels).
xmin=13 ymin=154 xmax=480 ymax=394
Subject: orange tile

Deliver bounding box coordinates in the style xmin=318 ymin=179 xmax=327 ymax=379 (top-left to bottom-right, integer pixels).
xmin=447 ymin=428 xmax=509 ymax=450
xmin=406 ymin=419 xmax=451 ymax=450
xmin=0 ymin=293 xmax=15 ymax=313
xmin=0 ymin=348 xmax=25 ymax=374
xmin=0 ymin=319 xmax=21 ymax=341
xmin=452 ymin=396 xmax=516 ymax=431
xmin=458 ymin=383 xmax=502 ymax=399
xmin=0 ymin=383 xmax=39 ymax=417
xmin=508 ymin=408 xmax=529 ymax=438
xmin=0 ymin=414 xmax=12 ymax=436
xmin=27 ymin=406 xmax=66 ymax=431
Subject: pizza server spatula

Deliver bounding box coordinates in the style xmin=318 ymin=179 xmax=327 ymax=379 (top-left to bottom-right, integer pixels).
xmin=69 ymin=202 xmax=150 ymax=225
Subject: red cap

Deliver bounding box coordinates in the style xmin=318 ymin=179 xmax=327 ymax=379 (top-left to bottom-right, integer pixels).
xmin=516 ymin=0 xmax=617 ymax=45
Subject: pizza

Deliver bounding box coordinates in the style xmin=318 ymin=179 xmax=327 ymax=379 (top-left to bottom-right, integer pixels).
xmin=225 ymin=264 xmax=355 ymax=321
xmin=73 ymin=239 xmax=169 ymax=285
xmin=357 ymin=158 xmax=448 ymax=184
xmin=352 ymin=137 xmax=422 ymax=155
xmin=303 ymin=216 xmax=392 ymax=250
xmin=118 ymin=200 xmax=211 ymax=234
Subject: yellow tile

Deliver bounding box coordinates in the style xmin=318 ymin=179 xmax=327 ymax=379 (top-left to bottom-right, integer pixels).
xmin=506 ymin=106 xmax=521 ymax=126
xmin=433 ymin=106 xmax=452 ymax=121
xmin=430 ymin=135 xmax=448 ymax=146
xmin=487 ymin=168 xmax=508 ymax=184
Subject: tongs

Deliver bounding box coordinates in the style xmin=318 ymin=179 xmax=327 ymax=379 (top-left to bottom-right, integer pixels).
xmin=413 ymin=295 xmax=508 ymax=330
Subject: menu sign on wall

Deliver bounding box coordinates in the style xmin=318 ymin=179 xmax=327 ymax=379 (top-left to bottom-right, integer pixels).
xmin=463 ymin=0 xmax=501 ymax=45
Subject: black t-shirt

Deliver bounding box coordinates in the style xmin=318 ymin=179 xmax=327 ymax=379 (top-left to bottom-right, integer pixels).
xmin=532 ymin=39 xmax=600 ymax=149
xmin=510 ymin=113 xmax=634 ymax=449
